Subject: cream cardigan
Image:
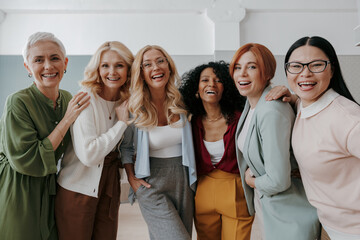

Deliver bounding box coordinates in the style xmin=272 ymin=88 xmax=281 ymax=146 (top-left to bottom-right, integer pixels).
xmin=57 ymin=89 xmax=131 ymax=197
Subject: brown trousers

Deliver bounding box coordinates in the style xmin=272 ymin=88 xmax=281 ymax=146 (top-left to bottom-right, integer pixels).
xmin=195 ymin=169 xmax=254 ymax=240
xmin=55 ymin=152 xmax=121 ymax=240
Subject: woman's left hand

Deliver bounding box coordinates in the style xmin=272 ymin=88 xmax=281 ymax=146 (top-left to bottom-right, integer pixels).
xmin=245 ymin=168 xmax=256 ymax=188
xmin=265 ymin=85 xmax=292 ymax=102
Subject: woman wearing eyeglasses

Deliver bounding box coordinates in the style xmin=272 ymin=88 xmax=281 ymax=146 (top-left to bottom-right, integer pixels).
xmin=122 ymin=45 xmax=197 ymax=240
xmin=230 ymin=43 xmax=320 ymax=240
xmin=269 ymin=36 xmax=360 ymax=240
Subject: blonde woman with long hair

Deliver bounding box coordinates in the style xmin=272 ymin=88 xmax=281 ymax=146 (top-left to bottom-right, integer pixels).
xmin=123 ymin=45 xmax=197 ymax=240
xmin=55 ymin=41 xmax=134 ymax=240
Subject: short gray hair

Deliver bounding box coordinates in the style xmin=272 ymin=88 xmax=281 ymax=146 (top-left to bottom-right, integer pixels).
xmin=22 ymin=32 xmax=66 ymax=64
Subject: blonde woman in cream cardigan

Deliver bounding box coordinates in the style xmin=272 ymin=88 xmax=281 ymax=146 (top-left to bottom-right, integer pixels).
xmin=55 ymin=41 xmax=134 ymax=240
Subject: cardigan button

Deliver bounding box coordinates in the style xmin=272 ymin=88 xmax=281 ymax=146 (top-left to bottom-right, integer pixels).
xmin=98 ymin=164 xmax=100 ymax=168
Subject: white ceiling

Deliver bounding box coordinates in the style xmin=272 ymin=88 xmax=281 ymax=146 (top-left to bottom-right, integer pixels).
xmin=0 ymin=0 xmax=357 ymax=13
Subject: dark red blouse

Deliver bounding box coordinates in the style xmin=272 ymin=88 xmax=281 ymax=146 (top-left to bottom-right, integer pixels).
xmin=191 ymin=111 xmax=241 ymax=176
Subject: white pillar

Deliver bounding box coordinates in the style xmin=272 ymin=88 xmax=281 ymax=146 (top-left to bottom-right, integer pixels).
xmin=206 ymin=0 xmax=246 ymax=60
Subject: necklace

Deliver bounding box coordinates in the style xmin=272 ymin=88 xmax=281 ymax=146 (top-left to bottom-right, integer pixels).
xmin=105 ymin=101 xmax=117 ymax=120
xmin=205 ymin=114 xmax=223 ymax=122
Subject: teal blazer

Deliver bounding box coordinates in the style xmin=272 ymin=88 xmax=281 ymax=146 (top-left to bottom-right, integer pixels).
xmin=235 ymin=86 xmax=320 ymax=240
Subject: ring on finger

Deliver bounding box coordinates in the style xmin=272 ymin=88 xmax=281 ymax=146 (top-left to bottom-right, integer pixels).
xmin=77 ymin=102 xmax=81 ymax=107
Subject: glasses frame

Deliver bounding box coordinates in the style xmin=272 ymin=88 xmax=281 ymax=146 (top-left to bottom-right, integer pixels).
xmin=285 ymin=60 xmax=331 ymax=74
xmin=141 ymin=57 xmax=168 ymax=70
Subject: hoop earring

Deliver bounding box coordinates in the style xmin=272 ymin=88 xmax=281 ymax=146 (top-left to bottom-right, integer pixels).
xmin=28 ymin=73 xmax=32 ymax=78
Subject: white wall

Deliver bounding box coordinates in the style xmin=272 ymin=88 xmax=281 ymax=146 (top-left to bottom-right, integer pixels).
xmin=0 ymin=0 xmax=358 ymax=55
xmin=0 ymin=12 xmax=214 ymax=55
xmin=240 ymin=11 xmax=360 ymax=55
xmin=0 ymin=0 xmax=359 ymax=111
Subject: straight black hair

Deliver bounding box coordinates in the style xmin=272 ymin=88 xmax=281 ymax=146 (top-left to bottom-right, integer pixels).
xmin=284 ymin=36 xmax=357 ymax=104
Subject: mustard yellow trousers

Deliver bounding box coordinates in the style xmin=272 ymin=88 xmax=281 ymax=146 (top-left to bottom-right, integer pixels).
xmin=194 ymin=169 xmax=254 ymax=240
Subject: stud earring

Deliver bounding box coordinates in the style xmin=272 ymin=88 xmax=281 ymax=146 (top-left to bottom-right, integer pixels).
xmin=28 ymin=73 xmax=32 ymax=78
xmin=64 ymin=69 xmax=67 ymax=74
xmin=195 ymin=93 xmax=199 ymax=98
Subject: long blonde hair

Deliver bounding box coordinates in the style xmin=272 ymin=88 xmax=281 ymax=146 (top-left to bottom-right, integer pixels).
xmin=129 ymin=45 xmax=187 ymax=128
xmin=81 ymin=41 xmax=134 ymax=102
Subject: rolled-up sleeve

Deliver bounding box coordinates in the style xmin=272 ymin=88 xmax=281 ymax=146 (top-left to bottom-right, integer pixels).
xmin=118 ymin=125 xmax=134 ymax=165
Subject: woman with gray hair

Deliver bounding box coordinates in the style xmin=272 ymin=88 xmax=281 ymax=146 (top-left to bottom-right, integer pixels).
xmin=0 ymin=32 xmax=90 ymax=239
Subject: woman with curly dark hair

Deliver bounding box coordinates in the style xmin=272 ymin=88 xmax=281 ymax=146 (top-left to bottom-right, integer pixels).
xmin=179 ymin=61 xmax=253 ymax=240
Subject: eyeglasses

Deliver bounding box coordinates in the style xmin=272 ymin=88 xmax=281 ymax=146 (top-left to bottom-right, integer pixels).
xmin=285 ymin=60 xmax=331 ymax=74
xmin=141 ymin=57 xmax=168 ymax=70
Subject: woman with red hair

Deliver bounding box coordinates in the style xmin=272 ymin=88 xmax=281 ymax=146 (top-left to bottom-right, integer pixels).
xmin=230 ymin=43 xmax=320 ymax=240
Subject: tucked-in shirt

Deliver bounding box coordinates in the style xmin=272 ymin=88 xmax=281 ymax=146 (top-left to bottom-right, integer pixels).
xmin=192 ymin=111 xmax=241 ymax=176
xmin=148 ymin=122 xmax=182 ymax=158
xmin=203 ymin=139 xmax=224 ymax=165
xmin=292 ymin=88 xmax=360 ymax=235
xmin=124 ymin=114 xmax=197 ymax=204
xmin=0 ymin=83 xmax=72 ymax=239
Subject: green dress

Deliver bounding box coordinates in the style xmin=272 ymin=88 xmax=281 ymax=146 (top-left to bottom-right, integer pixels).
xmin=0 ymin=84 xmax=72 ymax=240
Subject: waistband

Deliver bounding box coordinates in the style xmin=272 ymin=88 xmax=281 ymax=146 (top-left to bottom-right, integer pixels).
xmin=205 ymin=169 xmax=240 ymax=179
xmin=103 ymin=151 xmax=122 ymax=167
xmin=149 ymin=156 xmax=183 ymax=168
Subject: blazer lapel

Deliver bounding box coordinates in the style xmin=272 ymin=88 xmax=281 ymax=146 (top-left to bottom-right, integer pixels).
xmin=243 ymin=85 xmax=273 ymax=177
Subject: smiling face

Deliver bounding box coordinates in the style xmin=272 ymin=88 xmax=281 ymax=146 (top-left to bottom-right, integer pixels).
xmin=287 ymin=45 xmax=333 ymax=107
xmin=232 ymin=51 xmax=266 ymax=107
xmin=25 ymin=40 xmax=68 ymax=94
xmin=141 ymin=49 xmax=170 ymax=92
xmin=99 ymin=50 xmax=128 ymax=96
xmin=198 ymin=67 xmax=224 ymax=106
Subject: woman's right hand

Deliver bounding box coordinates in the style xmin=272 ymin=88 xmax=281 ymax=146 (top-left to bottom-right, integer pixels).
xmin=245 ymin=168 xmax=256 ymax=188
xmin=128 ymin=175 xmax=151 ymax=192
xmin=63 ymin=92 xmax=91 ymax=124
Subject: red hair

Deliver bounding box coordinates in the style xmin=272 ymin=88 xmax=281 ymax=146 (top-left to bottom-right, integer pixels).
xmin=229 ymin=43 xmax=276 ymax=83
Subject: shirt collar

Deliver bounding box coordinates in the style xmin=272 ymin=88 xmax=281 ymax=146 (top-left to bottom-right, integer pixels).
xmin=299 ymin=88 xmax=339 ymax=119
xmin=30 ymin=83 xmax=62 ymax=108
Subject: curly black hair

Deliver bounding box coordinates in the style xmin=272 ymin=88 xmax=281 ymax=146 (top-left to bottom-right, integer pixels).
xmin=179 ymin=61 xmax=245 ymax=122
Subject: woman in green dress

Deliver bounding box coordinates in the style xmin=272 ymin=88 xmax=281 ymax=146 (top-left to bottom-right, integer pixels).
xmin=0 ymin=32 xmax=90 ymax=240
